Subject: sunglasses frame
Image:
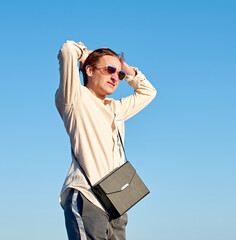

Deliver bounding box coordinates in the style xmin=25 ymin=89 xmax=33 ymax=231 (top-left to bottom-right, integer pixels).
xmin=95 ymin=65 xmax=126 ymax=80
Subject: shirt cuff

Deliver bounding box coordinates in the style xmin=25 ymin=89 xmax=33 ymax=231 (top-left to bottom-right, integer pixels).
xmin=76 ymin=42 xmax=88 ymax=62
xmin=125 ymin=67 xmax=146 ymax=88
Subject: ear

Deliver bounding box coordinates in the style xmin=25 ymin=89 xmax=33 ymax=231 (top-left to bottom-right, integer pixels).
xmin=86 ymin=65 xmax=93 ymax=77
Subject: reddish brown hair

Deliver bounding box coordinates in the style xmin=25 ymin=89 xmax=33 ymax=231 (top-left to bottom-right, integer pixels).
xmin=82 ymin=48 xmax=124 ymax=86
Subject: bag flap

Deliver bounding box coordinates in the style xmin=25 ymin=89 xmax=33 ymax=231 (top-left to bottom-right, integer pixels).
xmin=98 ymin=162 xmax=137 ymax=194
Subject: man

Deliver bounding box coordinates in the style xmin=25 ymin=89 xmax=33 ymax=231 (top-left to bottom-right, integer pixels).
xmin=55 ymin=40 xmax=156 ymax=240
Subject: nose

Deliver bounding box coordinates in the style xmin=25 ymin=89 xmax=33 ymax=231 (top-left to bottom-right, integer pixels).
xmin=111 ymin=72 xmax=119 ymax=81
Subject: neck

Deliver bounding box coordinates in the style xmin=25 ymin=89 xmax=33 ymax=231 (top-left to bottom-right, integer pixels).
xmin=87 ymin=87 xmax=106 ymax=103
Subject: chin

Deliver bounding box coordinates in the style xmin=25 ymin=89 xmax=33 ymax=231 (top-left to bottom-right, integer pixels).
xmin=104 ymin=87 xmax=117 ymax=96
xmin=105 ymin=91 xmax=115 ymax=96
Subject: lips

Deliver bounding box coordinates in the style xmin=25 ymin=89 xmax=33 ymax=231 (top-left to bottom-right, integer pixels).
xmin=107 ymin=81 xmax=115 ymax=87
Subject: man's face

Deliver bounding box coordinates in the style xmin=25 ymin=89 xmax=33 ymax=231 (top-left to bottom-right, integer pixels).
xmin=86 ymin=55 xmax=121 ymax=100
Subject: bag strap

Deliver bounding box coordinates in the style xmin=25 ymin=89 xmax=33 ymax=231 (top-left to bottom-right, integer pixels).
xmin=117 ymin=128 xmax=128 ymax=163
xmin=71 ymin=147 xmax=93 ymax=187
xmin=71 ymin=128 xmax=127 ymax=186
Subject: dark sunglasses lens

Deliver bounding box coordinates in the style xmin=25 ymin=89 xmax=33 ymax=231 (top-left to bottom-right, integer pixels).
xmin=107 ymin=65 xmax=116 ymax=74
xmin=118 ymin=71 xmax=126 ymax=80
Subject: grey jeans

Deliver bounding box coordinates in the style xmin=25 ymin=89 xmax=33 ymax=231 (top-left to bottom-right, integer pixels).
xmin=64 ymin=188 xmax=128 ymax=240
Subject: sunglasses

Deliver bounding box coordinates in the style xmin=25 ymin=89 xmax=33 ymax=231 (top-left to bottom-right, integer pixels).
xmin=95 ymin=65 xmax=126 ymax=80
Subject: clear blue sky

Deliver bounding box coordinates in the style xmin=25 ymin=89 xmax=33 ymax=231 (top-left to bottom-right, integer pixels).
xmin=0 ymin=0 xmax=235 ymax=239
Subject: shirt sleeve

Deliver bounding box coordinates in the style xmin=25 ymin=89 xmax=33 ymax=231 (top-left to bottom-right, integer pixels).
xmin=55 ymin=41 xmax=88 ymax=113
xmin=120 ymin=68 xmax=157 ymax=121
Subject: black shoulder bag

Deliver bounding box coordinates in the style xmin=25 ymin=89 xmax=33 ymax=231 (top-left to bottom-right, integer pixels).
xmin=71 ymin=130 xmax=150 ymax=219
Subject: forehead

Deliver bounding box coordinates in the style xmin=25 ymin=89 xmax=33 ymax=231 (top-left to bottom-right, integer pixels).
xmin=96 ymin=55 xmax=121 ymax=70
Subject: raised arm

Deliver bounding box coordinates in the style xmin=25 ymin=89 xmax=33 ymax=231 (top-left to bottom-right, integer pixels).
xmin=55 ymin=41 xmax=88 ymax=111
xmin=120 ymin=63 xmax=157 ymax=121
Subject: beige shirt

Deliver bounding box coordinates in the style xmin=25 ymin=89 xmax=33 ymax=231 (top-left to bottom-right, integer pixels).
xmin=55 ymin=40 xmax=157 ymax=210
